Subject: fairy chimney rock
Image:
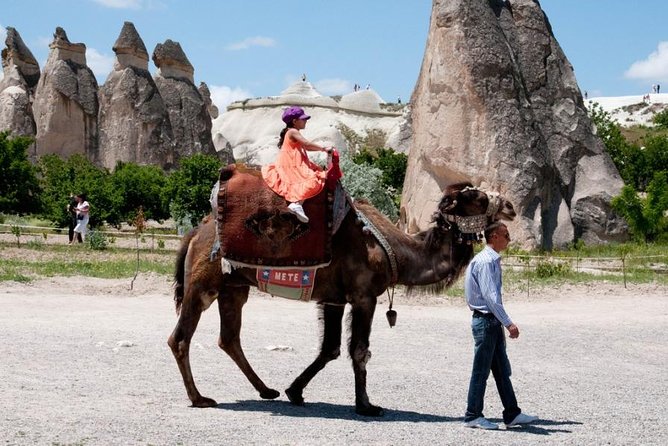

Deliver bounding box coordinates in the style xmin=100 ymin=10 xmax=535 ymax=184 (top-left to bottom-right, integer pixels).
xmin=152 ymin=40 xmax=215 ymax=160
xmin=2 ymin=27 xmax=40 ymax=90
xmin=97 ymin=23 xmax=174 ymax=169
xmin=0 ymin=27 xmax=38 ymax=138
xmin=199 ymin=81 xmax=219 ymax=119
xmin=112 ymin=21 xmax=149 ymax=70
xmin=401 ymin=0 xmax=626 ymax=249
xmin=152 ymin=39 xmax=194 ymax=83
xmin=32 ymin=27 xmax=98 ymax=158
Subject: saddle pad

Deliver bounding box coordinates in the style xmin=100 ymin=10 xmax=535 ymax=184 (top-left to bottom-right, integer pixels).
xmin=256 ymin=267 xmax=318 ymax=301
xmin=217 ymin=164 xmax=333 ymax=268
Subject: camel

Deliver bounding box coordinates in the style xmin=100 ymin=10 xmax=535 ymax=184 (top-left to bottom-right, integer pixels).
xmin=168 ymin=179 xmax=516 ymax=416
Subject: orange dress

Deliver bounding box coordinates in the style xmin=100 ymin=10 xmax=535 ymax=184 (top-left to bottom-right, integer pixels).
xmin=262 ymin=135 xmax=327 ymax=202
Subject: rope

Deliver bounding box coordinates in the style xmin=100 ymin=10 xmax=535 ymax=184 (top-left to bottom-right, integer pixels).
xmin=355 ymin=208 xmax=399 ymax=285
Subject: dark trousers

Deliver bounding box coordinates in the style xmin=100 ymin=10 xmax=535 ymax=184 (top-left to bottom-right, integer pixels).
xmin=465 ymin=314 xmax=521 ymax=424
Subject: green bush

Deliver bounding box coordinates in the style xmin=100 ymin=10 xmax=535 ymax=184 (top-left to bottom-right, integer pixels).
xmin=652 ymin=108 xmax=668 ymax=129
xmin=340 ymin=152 xmax=398 ymax=221
xmin=612 ymin=171 xmax=668 ymax=242
xmin=87 ymin=230 xmax=108 ymax=251
xmin=534 ymin=259 xmax=572 ymax=278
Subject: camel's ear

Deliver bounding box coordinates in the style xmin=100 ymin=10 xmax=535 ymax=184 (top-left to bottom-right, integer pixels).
xmin=440 ymin=196 xmax=458 ymax=213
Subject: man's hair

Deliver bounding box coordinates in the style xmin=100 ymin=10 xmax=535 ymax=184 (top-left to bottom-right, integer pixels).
xmin=484 ymin=222 xmax=507 ymax=242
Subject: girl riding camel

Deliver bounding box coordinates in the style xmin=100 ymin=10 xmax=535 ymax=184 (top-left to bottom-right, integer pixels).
xmin=261 ymin=106 xmax=334 ymax=223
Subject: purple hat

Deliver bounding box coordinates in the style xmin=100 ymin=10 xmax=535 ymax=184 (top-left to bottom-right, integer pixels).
xmin=282 ymin=106 xmax=310 ymax=124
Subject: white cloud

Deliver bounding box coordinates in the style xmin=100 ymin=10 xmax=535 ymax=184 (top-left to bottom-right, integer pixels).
xmin=92 ymin=0 xmax=142 ymax=9
xmin=209 ymin=85 xmax=253 ymax=110
xmin=314 ymin=78 xmax=353 ymax=96
xmin=625 ymin=41 xmax=668 ymax=81
xmin=225 ymin=36 xmax=276 ymax=51
xmin=86 ymin=48 xmax=115 ymax=79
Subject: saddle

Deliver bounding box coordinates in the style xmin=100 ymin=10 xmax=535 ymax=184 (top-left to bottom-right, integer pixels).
xmin=216 ymin=164 xmax=334 ymax=268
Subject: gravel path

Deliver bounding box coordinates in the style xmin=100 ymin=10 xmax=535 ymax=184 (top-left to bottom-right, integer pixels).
xmin=0 ymin=276 xmax=666 ymax=445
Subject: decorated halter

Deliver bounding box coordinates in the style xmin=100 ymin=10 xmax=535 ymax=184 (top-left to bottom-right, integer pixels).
xmin=444 ymin=187 xmax=501 ymax=244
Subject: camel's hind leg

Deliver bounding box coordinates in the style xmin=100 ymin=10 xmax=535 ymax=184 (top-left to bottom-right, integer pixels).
xmin=285 ymin=304 xmax=345 ymax=405
xmin=167 ymin=286 xmax=219 ymax=408
xmin=217 ymin=286 xmax=280 ymax=400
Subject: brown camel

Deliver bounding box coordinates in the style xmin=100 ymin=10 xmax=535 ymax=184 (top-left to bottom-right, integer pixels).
xmin=168 ymin=180 xmax=516 ymax=416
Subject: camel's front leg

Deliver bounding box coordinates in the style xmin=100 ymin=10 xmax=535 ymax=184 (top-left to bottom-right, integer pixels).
xmin=286 ymin=303 xmax=345 ymax=405
xmin=349 ymin=297 xmax=383 ymax=416
xmin=217 ymin=286 xmax=279 ymax=400
xmin=168 ymin=286 xmax=218 ymax=408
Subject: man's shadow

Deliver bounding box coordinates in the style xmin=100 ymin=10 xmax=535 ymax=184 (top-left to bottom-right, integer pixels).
xmin=489 ymin=418 xmax=584 ymax=435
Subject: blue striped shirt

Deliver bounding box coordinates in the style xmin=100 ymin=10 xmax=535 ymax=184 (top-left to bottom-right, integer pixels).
xmin=464 ymin=245 xmax=513 ymax=327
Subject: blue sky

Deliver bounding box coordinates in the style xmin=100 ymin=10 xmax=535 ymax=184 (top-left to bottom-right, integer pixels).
xmin=1 ymin=0 xmax=667 ymax=109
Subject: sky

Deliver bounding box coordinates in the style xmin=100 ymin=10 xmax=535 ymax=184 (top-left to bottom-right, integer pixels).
xmin=1 ymin=0 xmax=667 ymax=110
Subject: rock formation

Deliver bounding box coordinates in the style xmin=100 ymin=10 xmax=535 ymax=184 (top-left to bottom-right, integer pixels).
xmin=198 ymin=82 xmax=219 ymax=119
xmin=97 ymin=22 xmax=174 ymax=169
xmin=401 ymin=0 xmax=626 ymax=248
xmin=152 ymin=39 xmax=216 ymax=161
xmin=32 ymin=27 xmax=99 ymax=159
xmin=212 ymin=80 xmax=406 ymax=165
xmin=0 ymin=27 xmax=39 ymax=138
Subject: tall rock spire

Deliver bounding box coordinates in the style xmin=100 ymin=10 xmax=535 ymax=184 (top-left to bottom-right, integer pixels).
xmin=152 ymin=40 xmax=216 ymax=161
xmin=32 ymin=27 xmax=99 ymax=159
xmin=400 ymin=0 xmax=626 ymax=248
xmin=0 ymin=27 xmax=39 ymax=138
xmin=97 ymin=21 xmax=174 ymax=169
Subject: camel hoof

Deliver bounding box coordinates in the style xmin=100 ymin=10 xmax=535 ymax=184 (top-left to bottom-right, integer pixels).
xmin=191 ymin=396 xmax=217 ymax=408
xmin=285 ymin=387 xmax=304 ymax=406
xmin=355 ymin=404 xmax=385 ymax=417
xmin=260 ymin=388 xmax=280 ymax=400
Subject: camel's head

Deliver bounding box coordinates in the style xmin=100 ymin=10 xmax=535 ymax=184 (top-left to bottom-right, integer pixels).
xmin=433 ymin=182 xmax=516 ymax=243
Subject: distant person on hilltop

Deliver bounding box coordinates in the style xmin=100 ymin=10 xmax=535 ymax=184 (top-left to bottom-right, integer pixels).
xmin=584 ymin=91 xmax=588 ymax=100
xmin=658 ymin=84 xmax=661 ymax=94
xmin=652 ymin=84 xmax=657 ymax=94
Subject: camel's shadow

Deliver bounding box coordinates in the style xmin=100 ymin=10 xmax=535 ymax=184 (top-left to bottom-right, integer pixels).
xmin=214 ymin=399 xmax=462 ymax=422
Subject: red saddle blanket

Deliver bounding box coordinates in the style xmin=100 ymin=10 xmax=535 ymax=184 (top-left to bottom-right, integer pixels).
xmin=217 ymin=164 xmax=333 ymax=268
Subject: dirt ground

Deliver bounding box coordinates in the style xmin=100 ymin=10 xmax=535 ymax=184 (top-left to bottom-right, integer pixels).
xmin=0 ymin=274 xmax=666 ymax=445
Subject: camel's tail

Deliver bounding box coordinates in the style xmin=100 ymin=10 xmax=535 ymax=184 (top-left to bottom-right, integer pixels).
xmin=174 ymin=227 xmax=198 ymax=315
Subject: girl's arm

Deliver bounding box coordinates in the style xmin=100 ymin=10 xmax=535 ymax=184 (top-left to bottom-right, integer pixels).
xmin=287 ymin=129 xmax=333 ymax=153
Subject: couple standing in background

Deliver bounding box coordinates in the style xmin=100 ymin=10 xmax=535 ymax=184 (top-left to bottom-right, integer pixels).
xmin=67 ymin=193 xmax=89 ymax=244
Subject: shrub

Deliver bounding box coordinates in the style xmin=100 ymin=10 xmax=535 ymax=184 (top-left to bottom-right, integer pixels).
xmin=87 ymin=230 xmax=108 ymax=251
xmin=111 ymin=162 xmax=169 ymax=223
xmin=534 ymin=259 xmax=571 ymax=278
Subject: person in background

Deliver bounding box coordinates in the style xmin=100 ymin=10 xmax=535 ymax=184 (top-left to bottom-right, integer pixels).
xmin=463 ymin=222 xmax=538 ymax=430
xmin=73 ymin=193 xmax=90 ymax=243
xmin=66 ymin=193 xmax=78 ymax=245
xmin=261 ymin=106 xmax=333 ymax=224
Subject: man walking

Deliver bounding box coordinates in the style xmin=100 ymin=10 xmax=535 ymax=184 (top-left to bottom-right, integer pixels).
xmin=463 ymin=222 xmax=537 ymax=430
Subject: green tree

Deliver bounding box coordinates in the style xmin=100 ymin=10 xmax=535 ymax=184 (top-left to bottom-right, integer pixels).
xmin=612 ymin=171 xmax=668 ymax=242
xmin=111 ymin=162 xmax=169 ymax=223
xmin=38 ymin=154 xmax=123 ymax=228
xmin=163 ymin=154 xmax=222 ymax=226
xmin=0 ymin=132 xmax=41 ymax=214
xmin=588 ymin=102 xmax=631 ymax=174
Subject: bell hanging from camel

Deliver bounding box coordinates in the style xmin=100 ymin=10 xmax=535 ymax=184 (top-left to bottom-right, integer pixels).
xmin=386 ymin=309 xmax=397 ymax=327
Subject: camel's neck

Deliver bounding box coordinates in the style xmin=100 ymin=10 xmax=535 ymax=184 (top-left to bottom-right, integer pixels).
xmin=393 ymin=230 xmax=473 ymax=287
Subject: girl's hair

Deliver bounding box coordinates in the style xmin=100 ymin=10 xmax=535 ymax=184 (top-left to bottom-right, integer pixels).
xmin=76 ymin=193 xmax=87 ymax=201
xmin=277 ymin=122 xmax=295 ymax=148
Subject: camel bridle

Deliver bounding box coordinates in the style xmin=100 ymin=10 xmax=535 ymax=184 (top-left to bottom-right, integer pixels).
xmin=443 ymin=187 xmax=501 ymax=244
